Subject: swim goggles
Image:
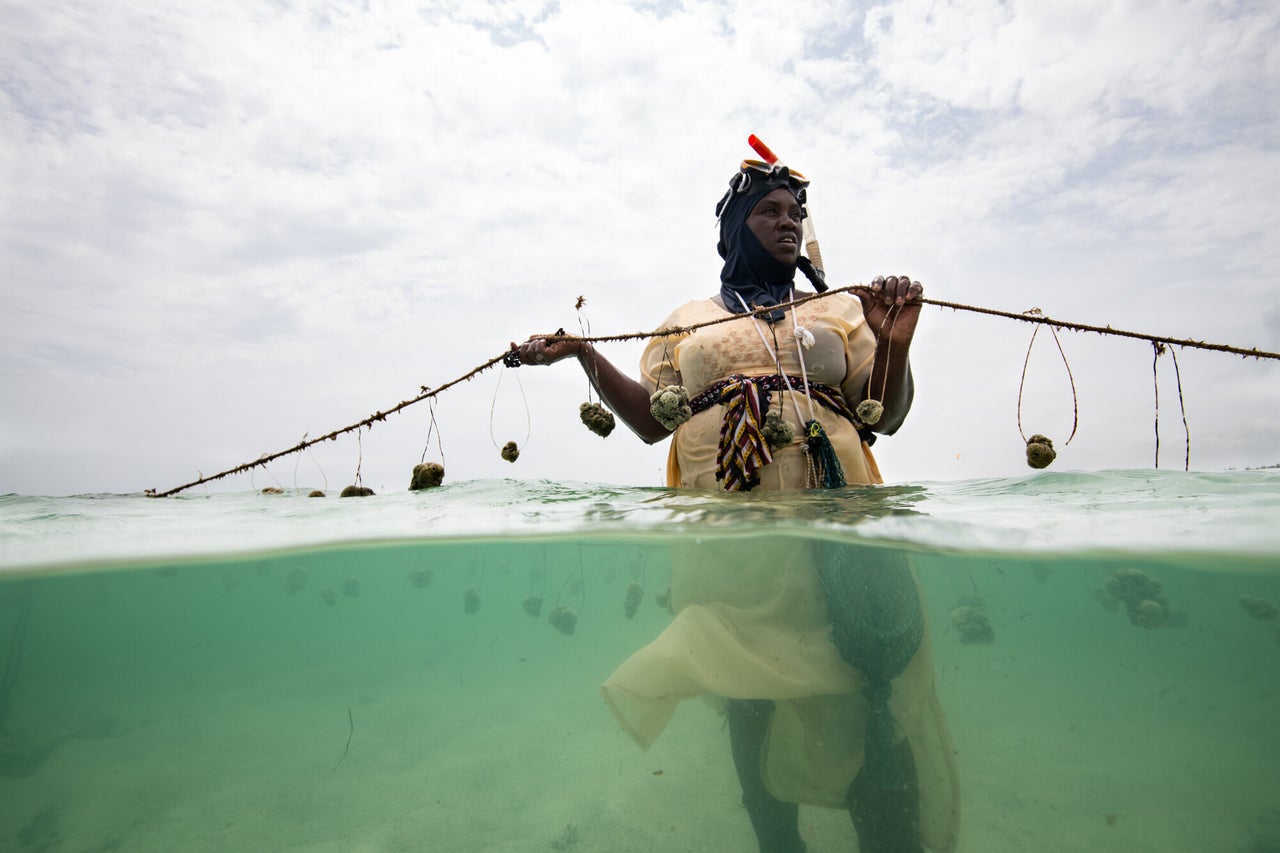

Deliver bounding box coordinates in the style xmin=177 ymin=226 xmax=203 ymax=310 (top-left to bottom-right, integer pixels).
xmin=733 ymin=159 xmax=808 ymax=193
xmin=718 ymin=159 xmax=809 ymax=219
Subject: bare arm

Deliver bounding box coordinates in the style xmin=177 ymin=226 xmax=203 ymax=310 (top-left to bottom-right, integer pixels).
xmin=856 ymin=275 xmax=923 ymax=435
xmin=512 ymin=336 xmax=672 ymax=444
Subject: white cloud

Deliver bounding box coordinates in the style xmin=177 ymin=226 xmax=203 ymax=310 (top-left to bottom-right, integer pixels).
xmin=1 ymin=0 xmax=1277 ymax=495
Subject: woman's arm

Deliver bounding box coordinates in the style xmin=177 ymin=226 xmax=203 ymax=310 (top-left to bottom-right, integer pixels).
xmin=513 ymin=336 xmax=672 ymax=444
xmin=856 ymin=275 xmax=923 ymax=435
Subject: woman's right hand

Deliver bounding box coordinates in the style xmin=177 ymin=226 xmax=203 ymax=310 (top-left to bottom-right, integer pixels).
xmin=512 ymin=335 xmax=583 ymax=367
xmin=858 ymin=275 xmax=923 ymax=349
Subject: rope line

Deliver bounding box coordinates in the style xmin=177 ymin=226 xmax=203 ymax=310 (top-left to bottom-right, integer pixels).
xmin=1171 ymin=347 xmax=1190 ymax=472
xmin=149 ymin=351 xmax=509 ymax=497
xmin=148 ymin=286 xmax=1280 ymax=497
xmin=1152 ymin=342 xmax=1192 ymax=471
xmin=528 ymin=287 xmax=1280 ymax=361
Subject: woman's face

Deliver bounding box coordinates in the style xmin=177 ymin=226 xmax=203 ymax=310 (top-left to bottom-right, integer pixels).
xmin=746 ymin=188 xmax=802 ymax=264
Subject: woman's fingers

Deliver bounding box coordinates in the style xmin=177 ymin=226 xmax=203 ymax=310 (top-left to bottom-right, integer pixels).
xmin=873 ymin=274 xmax=924 ymax=305
xmin=516 ymin=335 xmax=573 ymax=365
xmin=516 ymin=338 xmax=544 ymax=365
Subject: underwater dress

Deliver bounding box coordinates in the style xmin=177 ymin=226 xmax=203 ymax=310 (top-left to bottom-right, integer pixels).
xmin=600 ymin=293 xmax=961 ymax=851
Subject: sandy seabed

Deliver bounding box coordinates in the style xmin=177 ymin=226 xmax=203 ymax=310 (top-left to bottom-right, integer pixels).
xmin=3 ymin=620 xmax=1278 ymax=853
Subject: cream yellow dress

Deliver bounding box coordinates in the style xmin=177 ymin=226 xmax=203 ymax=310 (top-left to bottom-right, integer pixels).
xmin=600 ymin=294 xmax=960 ymax=852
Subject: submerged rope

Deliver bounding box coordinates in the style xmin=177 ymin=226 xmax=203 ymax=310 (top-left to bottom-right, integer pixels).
xmin=149 ymin=288 xmax=1280 ymax=496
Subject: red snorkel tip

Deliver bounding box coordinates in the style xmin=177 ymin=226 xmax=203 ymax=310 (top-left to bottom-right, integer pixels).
xmin=747 ymin=134 xmax=778 ymax=165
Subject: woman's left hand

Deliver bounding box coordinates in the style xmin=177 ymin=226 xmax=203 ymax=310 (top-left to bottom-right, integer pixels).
xmin=857 ymin=275 xmax=923 ymax=347
xmin=512 ymin=334 xmax=583 ymax=367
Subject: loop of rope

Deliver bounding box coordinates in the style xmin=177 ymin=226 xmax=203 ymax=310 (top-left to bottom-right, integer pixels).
xmin=735 ymin=291 xmax=810 ymax=424
xmin=293 ymin=433 xmax=329 ymax=491
xmin=873 ymin=306 xmax=901 ymax=406
xmin=783 ymin=294 xmax=818 ymax=423
xmin=150 ymin=287 xmax=1280 ymax=496
xmin=556 ymin=563 xmax=586 ymax=613
xmin=250 ymin=453 xmax=283 ymax=492
xmin=1015 ymin=311 xmax=1079 ymax=447
xmin=488 ymin=363 xmax=532 ymax=450
xmin=654 ymin=338 xmax=673 ymax=393
xmin=577 ymin=302 xmax=600 ymax=405
xmin=353 ymin=427 xmax=365 ymax=487
xmin=420 ymin=398 xmax=445 ymax=467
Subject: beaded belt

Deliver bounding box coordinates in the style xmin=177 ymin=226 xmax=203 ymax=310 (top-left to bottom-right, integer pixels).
xmin=688 ymin=374 xmax=857 ymax=491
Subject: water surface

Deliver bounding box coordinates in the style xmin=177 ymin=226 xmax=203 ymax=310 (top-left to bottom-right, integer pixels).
xmin=1 ymin=472 xmax=1277 ymax=851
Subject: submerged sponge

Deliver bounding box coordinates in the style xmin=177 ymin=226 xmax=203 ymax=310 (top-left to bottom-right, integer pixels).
xmin=580 ymin=402 xmax=616 ymax=437
xmin=1131 ymin=598 xmax=1167 ymax=629
xmin=1105 ymin=568 xmax=1172 ymax=629
xmin=949 ymin=605 xmax=995 ymax=644
xmin=340 ymin=485 xmax=375 ymax=497
xmin=624 ymin=581 xmax=644 ymax=619
xmin=463 ymin=586 xmax=481 ymax=614
xmin=409 ymin=462 xmax=445 ymax=490
xmin=549 ymin=605 xmax=578 ymax=636
xmin=654 ymin=587 xmax=673 ymax=612
xmin=1239 ymin=594 xmax=1278 ymax=621
xmin=523 ymin=595 xmax=544 ymax=617
xmin=282 ymin=568 xmax=309 ymax=595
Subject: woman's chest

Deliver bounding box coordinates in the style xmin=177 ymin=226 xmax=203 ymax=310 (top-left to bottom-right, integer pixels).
xmin=675 ymin=308 xmax=850 ymax=391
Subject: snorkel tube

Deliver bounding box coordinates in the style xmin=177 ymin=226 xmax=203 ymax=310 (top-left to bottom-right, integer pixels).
xmin=748 ymin=134 xmax=825 ymax=283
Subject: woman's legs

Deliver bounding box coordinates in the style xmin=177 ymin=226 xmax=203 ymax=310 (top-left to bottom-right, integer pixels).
xmin=727 ymin=699 xmax=925 ymax=853
xmin=845 ymin=736 xmax=924 ymax=853
xmin=726 ymin=698 xmax=807 ymax=853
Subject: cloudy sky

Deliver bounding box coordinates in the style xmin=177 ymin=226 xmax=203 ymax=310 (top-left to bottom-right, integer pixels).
xmin=2 ymin=0 xmax=1277 ymax=497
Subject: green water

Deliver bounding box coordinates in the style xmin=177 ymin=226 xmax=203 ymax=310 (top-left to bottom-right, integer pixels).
xmin=1 ymin=474 xmax=1278 ymax=852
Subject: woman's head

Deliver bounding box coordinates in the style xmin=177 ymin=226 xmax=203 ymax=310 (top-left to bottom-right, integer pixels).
xmin=715 ymin=161 xmax=809 ymax=255
xmin=716 ymin=161 xmax=825 ymax=316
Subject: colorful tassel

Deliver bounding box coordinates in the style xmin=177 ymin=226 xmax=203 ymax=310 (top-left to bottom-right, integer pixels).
xmin=804 ymin=419 xmax=845 ymax=489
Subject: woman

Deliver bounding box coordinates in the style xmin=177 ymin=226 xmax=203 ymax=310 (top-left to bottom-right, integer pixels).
xmin=516 ymin=159 xmax=959 ymax=853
